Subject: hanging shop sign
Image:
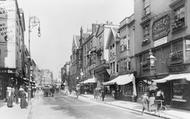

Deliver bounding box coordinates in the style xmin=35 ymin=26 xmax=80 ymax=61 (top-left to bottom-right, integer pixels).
xmin=152 ymin=15 xmax=170 ymax=41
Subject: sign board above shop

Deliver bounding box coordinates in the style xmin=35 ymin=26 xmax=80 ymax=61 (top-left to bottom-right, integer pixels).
xmin=154 ymin=36 xmax=167 ymax=47
xmin=152 ymin=15 xmax=170 ymax=41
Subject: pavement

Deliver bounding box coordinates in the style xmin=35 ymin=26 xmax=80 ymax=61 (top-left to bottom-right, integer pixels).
xmin=0 ymin=98 xmax=34 ymax=119
xmin=73 ymin=93 xmax=190 ymax=119
xmin=1 ymin=91 xmax=189 ymax=119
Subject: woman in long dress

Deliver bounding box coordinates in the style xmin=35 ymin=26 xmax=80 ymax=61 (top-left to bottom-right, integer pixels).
xmin=20 ymin=87 xmax=28 ymax=109
xmin=6 ymin=86 xmax=14 ymax=108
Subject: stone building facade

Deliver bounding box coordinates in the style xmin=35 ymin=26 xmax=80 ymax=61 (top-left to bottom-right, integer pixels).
xmin=0 ymin=0 xmax=26 ymax=99
xmin=134 ymin=0 xmax=190 ymax=109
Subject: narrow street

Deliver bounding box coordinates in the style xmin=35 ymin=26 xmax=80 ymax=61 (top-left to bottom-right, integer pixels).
xmin=28 ymin=92 xmax=161 ymax=119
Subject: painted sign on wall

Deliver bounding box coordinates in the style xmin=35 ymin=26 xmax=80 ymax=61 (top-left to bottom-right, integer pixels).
xmin=152 ymin=15 xmax=170 ymax=41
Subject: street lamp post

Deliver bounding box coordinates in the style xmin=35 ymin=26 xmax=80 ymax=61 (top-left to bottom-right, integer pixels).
xmin=28 ymin=16 xmax=41 ymax=104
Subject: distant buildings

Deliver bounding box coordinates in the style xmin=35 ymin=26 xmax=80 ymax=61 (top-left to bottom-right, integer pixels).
xmin=41 ymin=69 xmax=53 ymax=86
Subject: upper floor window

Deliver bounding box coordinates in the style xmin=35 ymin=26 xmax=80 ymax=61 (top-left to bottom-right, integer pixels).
xmin=143 ymin=0 xmax=150 ymax=16
xmin=120 ymin=38 xmax=127 ymax=52
xmin=127 ymin=61 xmax=131 ymax=71
xmin=172 ymin=5 xmax=185 ymax=32
xmin=120 ymin=35 xmax=130 ymax=52
xmin=142 ymin=23 xmax=151 ymax=46
xmin=143 ymin=24 xmax=150 ymax=38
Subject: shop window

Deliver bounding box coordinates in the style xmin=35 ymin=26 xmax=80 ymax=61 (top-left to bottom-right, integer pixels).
xmin=172 ymin=5 xmax=186 ymax=33
xmin=169 ymin=41 xmax=183 ymax=64
xmin=141 ymin=53 xmax=150 ymax=71
xmin=137 ymin=81 xmax=148 ymax=96
xmin=172 ymin=79 xmax=188 ymax=102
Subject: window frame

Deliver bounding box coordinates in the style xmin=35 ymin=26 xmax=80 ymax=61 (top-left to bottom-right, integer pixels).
xmin=172 ymin=3 xmax=186 ymax=33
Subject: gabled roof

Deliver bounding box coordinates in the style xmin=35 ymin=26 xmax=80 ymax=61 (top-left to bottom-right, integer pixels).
xmin=105 ymin=27 xmax=119 ymax=49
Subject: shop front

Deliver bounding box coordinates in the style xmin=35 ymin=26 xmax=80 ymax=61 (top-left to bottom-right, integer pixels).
xmin=80 ymin=77 xmax=97 ymax=94
xmin=103 ymin=74 xmax=137 ymax=101
xmin=155 ymin=73 xmax=190 ymax=110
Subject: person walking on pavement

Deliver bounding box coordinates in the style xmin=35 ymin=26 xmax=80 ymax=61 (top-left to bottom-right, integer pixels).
xmin=76 ymin=85 xmax=80 ymax=99
xmin=141 ymin=92 xmax=149 ymax=114
xmin=50 ymin=86 xmax=55 ymax=97
xmin=155 ymin=88 xmax=165 ymax=110
xmin=101 ymin=87 xmax=105 ymax=101
xmin=14 ymin=86 xmax=19 ymax=104
xmin=20 ymin=86 xmax=28 ymax=109
xmin=6 ymin=85 xmax=14 ymax=108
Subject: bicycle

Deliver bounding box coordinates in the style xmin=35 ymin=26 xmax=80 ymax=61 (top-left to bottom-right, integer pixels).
xmin=154 ymin=100 xmax=167 ymax=116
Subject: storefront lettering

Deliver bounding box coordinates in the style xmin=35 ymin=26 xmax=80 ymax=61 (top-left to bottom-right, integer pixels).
xmin=152 ymin=15 xmax=170 ymax=41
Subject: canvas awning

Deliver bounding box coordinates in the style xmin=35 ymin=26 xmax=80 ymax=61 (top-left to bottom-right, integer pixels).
xmin=103 ymin=74 xmax=134 ymax=85
xmin=154 ymin=73 xmax=190 ymax=83
xmin=82 ymin=77 xmax=97 ymax=84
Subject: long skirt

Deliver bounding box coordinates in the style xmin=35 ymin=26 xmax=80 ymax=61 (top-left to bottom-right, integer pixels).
xmin=20 ymin=97 xmax=28 ymax=109
xmin=7 ymin=96 xmax=13 ymax=107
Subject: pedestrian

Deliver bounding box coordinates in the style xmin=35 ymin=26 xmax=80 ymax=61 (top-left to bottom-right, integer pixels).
xmin=50 ymin=86 xmax=55 ymax=97
xmin=112 ymin=90 xmax=115 ymax=99
xmin=6 ymin=85 xmax=14 ymax=108
xmin=155 ymin=89 xmax=165 ymax=110
xmin=149 ymin=93 xmax=156 ymax=112
xmin=101 ymin=87 xmax=105 ymax=101
xmin=20 ymin=86 xmax=28 ymax=109
xmin=141 ymin=92 xmax=149 ymax=114
xmin=76 ymin=86 xmax=80 ymax=99
xmin=14 ymin=87 xmax=19 ymax=104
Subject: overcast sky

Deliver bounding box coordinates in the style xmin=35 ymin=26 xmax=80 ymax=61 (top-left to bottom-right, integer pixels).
xmin=17 ymin=0 xmax=134 ymax=78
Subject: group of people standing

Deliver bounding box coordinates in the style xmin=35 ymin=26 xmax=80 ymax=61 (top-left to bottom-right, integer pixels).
xmin=6 ymin=85 xmax=28 ymax=109
xmin=141 ymin=88 xmax=165 ymax=114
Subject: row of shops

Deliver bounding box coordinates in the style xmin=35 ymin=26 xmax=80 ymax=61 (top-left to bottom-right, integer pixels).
xmin=0 ymin=69 xmax=36 ymax=100
xmin=79 ymin=69 xmax=190 ymax=110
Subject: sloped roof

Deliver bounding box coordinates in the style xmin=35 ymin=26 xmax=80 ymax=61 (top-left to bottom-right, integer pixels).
xmin=105 ymin=27 xmax=119 ymax=49
xmin=95 ymin=24 xmax=104 ymax=37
